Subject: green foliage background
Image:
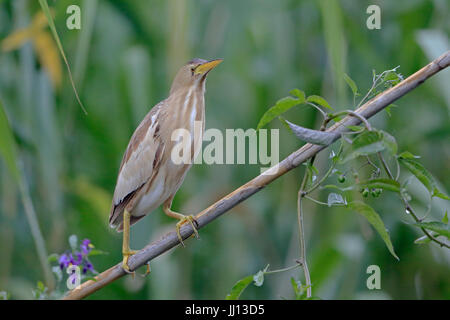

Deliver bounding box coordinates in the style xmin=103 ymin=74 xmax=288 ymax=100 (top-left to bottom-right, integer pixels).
xmin=0 ymin=0 xmax=449 ymax=299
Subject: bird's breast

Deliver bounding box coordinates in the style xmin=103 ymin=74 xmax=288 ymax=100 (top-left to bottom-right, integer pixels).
xmin=133 ymin=88 xmax=205 ymax=217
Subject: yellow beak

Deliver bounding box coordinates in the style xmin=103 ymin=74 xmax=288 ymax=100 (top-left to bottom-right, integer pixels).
xmin=194 ymin=59 xmax=223 ymax=75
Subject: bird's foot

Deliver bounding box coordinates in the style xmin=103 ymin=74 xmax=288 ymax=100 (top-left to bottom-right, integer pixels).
xmin=139 ymin=262 xmax=151 ymax=278
xmin=176 ymin=215 xmax=199 ymax=247
xmin=122 ymin=249 xmax=138 ymax=275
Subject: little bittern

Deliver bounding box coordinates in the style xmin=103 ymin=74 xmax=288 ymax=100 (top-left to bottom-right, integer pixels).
xmin=109 ymin=58 xmax=223 ymax=272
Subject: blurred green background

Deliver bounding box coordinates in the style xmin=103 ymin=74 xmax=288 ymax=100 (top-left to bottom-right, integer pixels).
xmin=0 ymin=0 xmax=449 ymax=299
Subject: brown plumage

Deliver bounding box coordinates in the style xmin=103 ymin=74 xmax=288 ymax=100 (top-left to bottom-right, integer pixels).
xmin=108 ymin=58 xmax=222 ymax=272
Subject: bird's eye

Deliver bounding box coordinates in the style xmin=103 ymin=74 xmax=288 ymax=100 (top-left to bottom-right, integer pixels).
xmin=191 ymin=67 xmax=195 ymax=75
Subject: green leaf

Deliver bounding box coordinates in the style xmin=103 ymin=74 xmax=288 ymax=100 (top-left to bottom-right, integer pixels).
xmin=290 ymin=277 xmax=309 ymax=300
xmin=398 ymin=157 xmax=435 ymax=193
xmin=385 ymin=104 xmax=397 ymax=117
xmin=88 ymin=249 xmax=109 ymax=256
xmin=398 ymin=155 xmax=449 ymax=199
xmin=432 ymin=188 xmax=450 ymax=200
xmin=341 ymin=130 xmax=397 ymax=163
xmin=358 ymin=178 xmax=401 ymax=193
xmin=340 ymin=131 xmax=382 ymax=162
xmin=412 ymin=221 xmax=450 ymax=238
xmin=83 ymin=277 xmax=98 ymax=282
xmin=397 ymin=151 xmax=420 ymax=159
xmin=380 ymin=130 xmax=398 ymax=155
xmin=291 ymin=277 xmax=301 ymax=297
xmin=346 ymin=125 xmax=364 ymax=132
xmin=442 ymin=211 xmax=448 ymax=225
xmin=343 ymin=73 xmax=358 ymax=97
xmin=383 ymin=70 xmax=403 ymax=86
xmin=257 ymin=90 xmax=305 ymax=129
xmin=348 ymin=201 xmax=399 ymax=260
xmin=37 ymin=281 xmax=45 ymax=292
xmin=414 ymin=235 xmax=432 ymax=245
xmin=38 ymin=0 xmax=87 ymax=114
xmin=225 ymin=275 xmax=253 ymax=300
xmin=289 ymin=89 xmax=306 ymax=101
xmin=306 ymin=95 xmax=333 ymax=110
xmin=47 ymin=253 xmax=59 ymax=262
xmin=0 ymin=100 xmax=20 ymax=183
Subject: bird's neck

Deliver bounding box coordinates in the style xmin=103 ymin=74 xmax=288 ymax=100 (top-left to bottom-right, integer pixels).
xmin=169 ymin=82 xmax=206 ymax=129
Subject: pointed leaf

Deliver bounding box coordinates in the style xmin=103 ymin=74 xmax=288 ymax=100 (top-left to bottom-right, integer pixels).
xmin=257 ymin=90 xmax=305 ymax=129
xmin=87 ymin=249 xmax=109 ymax=257
xmin=343 ymin=73 xmax=358 ymax=96
xmin=341 ymin=130 xmax=396 ymax=163
xmin=346 ymin=125 xmax=364 ymax=132
xmin=432 ymin=188 xmax=450 ymax=200
xmin=348 ymin=201 xmax=399 ymax=260
xmin=414 ymin=235 xmax=432 ymax=245
xmin=412 ymin=221 xmax=449 ymax=238
xmin=225 ymin=275 xmax=253 ymax=300
xmin=306 ymin=95 xmax=333 ymax=110
xmin=380 ymin=130 xmax=397 ymax=155
xmin=289 ymin=89 xmax=306 ymax=101
xmin=397 ymin=151 xmax=420 ymax=159
xmin=340 ymin=130 xmax=383 ymax=162
xmin=47 ymin=253 xmax=59 ymax=262
xmin=398 ymin=157 xmax=435 ymax=194
xmin=358 ymin=178 xmax=401 ymax=193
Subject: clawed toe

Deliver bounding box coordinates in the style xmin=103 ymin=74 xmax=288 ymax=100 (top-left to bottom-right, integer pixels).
xmin=176 ymin=215 xmax=200 ymax=247
xmin=122 ymin=250 xmax=138 ymax=275
xmin=139 ymin=262 xmax=151 ymax=278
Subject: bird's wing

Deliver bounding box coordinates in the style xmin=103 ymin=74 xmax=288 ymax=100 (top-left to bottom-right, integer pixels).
xmin=109 ymin=102 xmax=165 ymax=228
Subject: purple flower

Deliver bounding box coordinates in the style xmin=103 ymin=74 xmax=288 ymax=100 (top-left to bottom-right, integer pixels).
xmin=82 ymin=261 xmax=94 ymax=274
xmin=58 ymin=254 xmax=71 ymax=270
xmin=70 ymin=252 xmax=83 ymax=266
xmin=80 ymin=239 xmax=92 ymax=256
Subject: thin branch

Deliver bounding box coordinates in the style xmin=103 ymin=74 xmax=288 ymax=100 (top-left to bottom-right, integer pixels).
xmin=377 ymin=152 xmax=450 ymax=249
xmin=63 ymin=51 xmax=450 ymax=300
xmin=297 ymin=161 xmax=313 ymax=298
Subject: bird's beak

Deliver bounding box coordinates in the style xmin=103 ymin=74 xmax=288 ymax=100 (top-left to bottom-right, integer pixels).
xmin=194 ymin=59 xmax=223 ymax=75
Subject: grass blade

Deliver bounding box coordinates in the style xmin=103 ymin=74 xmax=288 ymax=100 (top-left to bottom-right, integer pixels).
xmin=38 ymin=0 xmax=87 ymax=114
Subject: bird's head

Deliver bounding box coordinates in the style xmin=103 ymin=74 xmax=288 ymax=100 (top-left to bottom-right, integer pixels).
xmin=170 ymin=58 xmax=223 ymax=94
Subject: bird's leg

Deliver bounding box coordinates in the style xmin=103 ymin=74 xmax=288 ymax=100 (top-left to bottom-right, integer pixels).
xmin=163 ymin=199 xmax=199 ymax=247
xmin=139 ymin=261 xmax=151 ymax=278
xmin=122 ymin=209 xmax=137 ymax=274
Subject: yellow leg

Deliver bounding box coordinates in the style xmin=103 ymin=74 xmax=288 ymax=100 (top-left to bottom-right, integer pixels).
xmin=139 ymin=262 xmax=151 ymax=278
xmin=163 ymin=200 xmax=199 ymax=247
xmin=122 ymin=210 xmax=137 ymax=273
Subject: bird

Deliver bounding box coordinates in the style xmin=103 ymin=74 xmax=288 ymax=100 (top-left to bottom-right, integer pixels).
xmin=108 ymin=58 xmax=223 ymax=272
